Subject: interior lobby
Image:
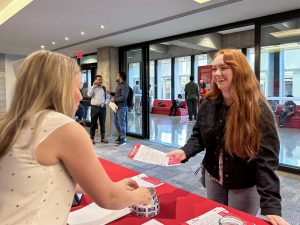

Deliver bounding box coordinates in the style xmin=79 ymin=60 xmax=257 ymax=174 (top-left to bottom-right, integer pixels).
xmin=1 ymin=0 xmax=300 ymax=224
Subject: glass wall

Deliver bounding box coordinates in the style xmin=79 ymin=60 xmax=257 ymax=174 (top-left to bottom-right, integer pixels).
xmin=261 ymin=19 xmax=300 ymax=169
xmin=157 ymin=59 xmax=171 ymax=99
xmin=174 ymin=56 xmax=191 ymax=99
xmin=126 ymin=49 xmax=143 ymax=136
xmin=149 ymin=61 xmax=155 ymax=105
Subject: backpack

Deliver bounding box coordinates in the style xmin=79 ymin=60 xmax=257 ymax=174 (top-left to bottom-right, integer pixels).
xmin=127 ymin=85 xmax=134 ymax=110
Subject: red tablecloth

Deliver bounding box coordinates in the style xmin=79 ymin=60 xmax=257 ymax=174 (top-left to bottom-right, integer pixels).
xmin=71 ymin=158 xmax=269 ymax=225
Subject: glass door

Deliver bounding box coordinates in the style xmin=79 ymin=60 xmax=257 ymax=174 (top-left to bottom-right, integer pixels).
xmin=80 ymin=63 xmax=97 ymax=124
xmin=124 ymin=47 xmax=150 ymax=138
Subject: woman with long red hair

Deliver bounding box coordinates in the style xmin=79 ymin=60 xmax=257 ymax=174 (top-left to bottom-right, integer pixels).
xmin=169 ymin=49 xmax=289 ymax=225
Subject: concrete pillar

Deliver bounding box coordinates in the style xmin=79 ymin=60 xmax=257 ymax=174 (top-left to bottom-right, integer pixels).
xmin=97 ymin=47 xmax=119 ymax=137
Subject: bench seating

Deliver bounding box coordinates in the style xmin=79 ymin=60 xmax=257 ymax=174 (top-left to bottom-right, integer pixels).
xmin=151 ymin=99 xmax=188 ymax=116
xmin=275 ymin=104 xmax=300 ymax=128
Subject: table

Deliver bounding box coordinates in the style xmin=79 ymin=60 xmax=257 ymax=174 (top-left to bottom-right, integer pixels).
xmin=71 ymin=158 xmax=269 ymax=225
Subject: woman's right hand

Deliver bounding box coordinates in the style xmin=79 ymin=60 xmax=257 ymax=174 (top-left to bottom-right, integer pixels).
xmin=133 ymin=187 xmax=152 ymax=205
xmin=167 ymin=149 xmax=187 ymax=161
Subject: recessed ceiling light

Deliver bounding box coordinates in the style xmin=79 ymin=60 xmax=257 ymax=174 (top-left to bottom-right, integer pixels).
xmin=270 ymin=28 xmax=300 ymax=38
xmin=80 ymin=31 xmax=85 ymax=35
xmin=51 ymin=41 xmax=55 ymax=45
xmin=193 ymin=0 xmax=210 ymax=3
xmin=65 ymin=37 xmax=69 ymax=40
xmin=100 ymin=25 xmax=104 ymax=29
xmin=0 ymin=0 xmax=33 ymax=26
xmin=41 ymin=45 xmax=45 ymax=49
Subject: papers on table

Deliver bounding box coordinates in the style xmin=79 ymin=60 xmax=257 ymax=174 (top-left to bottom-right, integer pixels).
xmin=184 ymin=207 xmax=254 ymax=225
xmin=131 ymin=173 xmax=164 ymax=188
xmin=109 ymin=101 xmax=118 ymax=113
xmin=67 ymin=202 xmax=131 ymax=225
xmin=128 ymin=144 xmax=181 ymax=166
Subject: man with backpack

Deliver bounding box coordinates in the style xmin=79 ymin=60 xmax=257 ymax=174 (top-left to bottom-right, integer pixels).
xmin=109 ymin=72 xmax=129 ymax=145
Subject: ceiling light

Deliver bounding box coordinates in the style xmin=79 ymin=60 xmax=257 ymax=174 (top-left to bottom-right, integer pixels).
xmin=51 ymin=41 xmax=55 ymax=45
xmin=193 ymin=0 xmax=211 ymax=4
xmin=0 ymin=0 xmax=33 ymax=26
xmin=270 ymin=28 xmax=300 ymax=38
xmin=100 ymin=25 xmax=104 ymax=29
xmin=64 ymin=37 xmax=69 ymax=40
xmin=41 ymin=45 xmax=45 ymax=49
xmin=80 ymin=31 xmax=85 ymax=35
xmin=262 ymin=43 xmax=300 ymax=52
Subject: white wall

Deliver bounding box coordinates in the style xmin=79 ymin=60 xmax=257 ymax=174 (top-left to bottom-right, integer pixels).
xmin=5 ymin=54 xmax=25 ymax=110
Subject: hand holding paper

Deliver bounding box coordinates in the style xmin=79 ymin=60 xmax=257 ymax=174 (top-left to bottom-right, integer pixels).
xmin=109 ymin=101 xmax=118 ymax=113
xmin=128 ymin=144 xmax=181 ymax=166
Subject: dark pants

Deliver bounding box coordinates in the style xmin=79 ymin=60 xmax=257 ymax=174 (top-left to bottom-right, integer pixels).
xmin=279 ymin=111 xmax=294 ymax=125
xmin=114 ymin=107 xmax=127 ymax=140
xmin=187 ymin=98 xmax=198 ymax=120
xmin=169 ymin=100 xmax=180 ymax=116
xmin=90 ymin=106 xmax=106 ymax=140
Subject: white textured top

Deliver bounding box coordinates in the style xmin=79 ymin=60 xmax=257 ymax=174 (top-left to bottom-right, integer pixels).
xmin=0 ymin=111 xmax=76 ymax=225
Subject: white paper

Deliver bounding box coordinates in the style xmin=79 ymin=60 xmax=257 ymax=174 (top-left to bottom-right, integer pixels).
xmin=131 ymin=174 xmax=164 ymax=187
xmin=185 ymin=207 xmax=225 ymax=225
xmin=67 ymin=202 xmax=131 ymax=225
xmin=142 ymin=219 xmax=164 ymax=225
xmin=185 ymin=207 xmax=252 ymax=225
xmin=128 ymin=144 xmax=181 ymax=166
xmin=109 ymin=101 xmax=118 ymax=113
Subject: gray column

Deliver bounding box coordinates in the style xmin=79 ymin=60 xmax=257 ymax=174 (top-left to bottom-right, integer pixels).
xmin=97 ymin=47 xmax=119 ymax=136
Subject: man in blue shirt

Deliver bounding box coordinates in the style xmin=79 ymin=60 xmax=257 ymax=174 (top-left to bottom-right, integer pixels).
xmin=109 ymin=72 xmax=129 ymax=145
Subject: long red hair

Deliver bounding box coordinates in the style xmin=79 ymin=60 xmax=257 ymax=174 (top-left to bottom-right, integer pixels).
xmin=206 ymin=49 xmax=271 ymax=159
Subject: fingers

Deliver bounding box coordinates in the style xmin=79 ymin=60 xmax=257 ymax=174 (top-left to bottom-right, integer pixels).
xmin=167 ymin=149 xmax=186 ymax=161
xmin=134 ymin=187 xmax=152 ymax=205
xmin=125 ymin=178 xmax=139 ymax=190
xmin=266 ymin=215 xmax=290 ymax=225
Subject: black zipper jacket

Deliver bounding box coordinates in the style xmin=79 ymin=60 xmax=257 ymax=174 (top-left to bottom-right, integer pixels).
xmin=181 ymin=97 xmax=282 ymax=216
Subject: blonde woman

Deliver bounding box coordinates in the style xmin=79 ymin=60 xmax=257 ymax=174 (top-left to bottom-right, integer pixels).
xmin=0 ymin=50 xmax=151 ymax=225
xmin=169 ymin=49 xmax=289 ymax=225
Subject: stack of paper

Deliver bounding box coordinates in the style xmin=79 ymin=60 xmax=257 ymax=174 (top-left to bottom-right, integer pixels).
xmin=67 ymin=203 xmax=130 ymax=225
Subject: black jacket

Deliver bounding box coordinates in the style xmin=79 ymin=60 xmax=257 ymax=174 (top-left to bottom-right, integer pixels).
xmin=181 ymin=98 xmax=282 ymax=216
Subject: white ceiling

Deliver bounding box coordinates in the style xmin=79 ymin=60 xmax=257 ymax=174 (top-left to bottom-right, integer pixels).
xmin=1 ymin=0 xmax=300 ymax=56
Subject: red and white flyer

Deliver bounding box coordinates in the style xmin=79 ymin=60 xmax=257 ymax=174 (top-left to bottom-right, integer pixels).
xmin=131 ymin=174 xmax=164 ymax=188
xmin=183 ymin=207 xmax=255 ymax=225
xmin=128 ymin=144 xmax=181 ymax=166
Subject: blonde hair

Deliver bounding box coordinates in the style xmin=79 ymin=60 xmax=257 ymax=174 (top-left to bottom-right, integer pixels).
xmin=206 ymin=49 xmax=273 ymax=159
xmin=0 ymin=50 xmax=80 ymax=158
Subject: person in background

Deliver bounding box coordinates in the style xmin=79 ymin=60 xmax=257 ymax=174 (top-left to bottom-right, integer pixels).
xmin=133 ymin=80 xmax=141 ymax=114
xmin=169 ymin=94 xmax=184 ymax=116
xmin=87 ymin=75 xmax=109 ymax=144
xmin=109 ymin=72 xmax=129 ymax=146
xmin=75 ymin=103 xmax=86 ymax=126
xmin=168 ymin=49 xmax=289 ymax=225
xmin=0 ymin=50 xmax=151 ymax=225
xmin=184 ymin=76 xmax=199 ymax=122
xmin=80 ymin=82 xmax=89 ymax=119
xmin=278 ymin=95 xmax=296 ymax=128
xmin=199 ymin=82 xmax=209 ymax=104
